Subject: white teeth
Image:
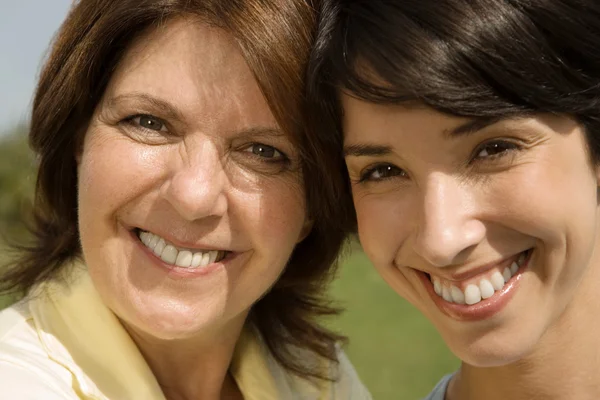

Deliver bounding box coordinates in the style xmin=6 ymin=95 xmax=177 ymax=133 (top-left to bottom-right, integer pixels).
xmin=140 ymin=231 xmax=151 ymax=246
xmin=160 ymin=245 xmax=178 ymax=265
xmin=175 ymin=250 xmax=193 ymax=268
xmin=442 ymin=286 xmax=453 ymax=302
xmin=191 ymin=252 xmax=204 ymax=268
xmin=479 ymin=279 xmax=495 ymax=299
xmin=431 ymin=254 xmax=527 ymax=305
xmin=465 ymin=284 xmax=482 ymax=305
xmin=148 ymin=234 xmax=160 ymax=250
xmin=209 ymin=250 xmax=219 ymax=264
xmin=450 ymin=285 xmax=465 ymax=304
xmin=153 ymin=238 xmax=166 ymax=256
xmin=138 ymin=230 xmax=225 ymax=269
xmin=200 ymin=252 xmax=211 ymax=268
xmin=433 ymin=278 xmax=442 ymax=296
xmin=490 ymin=271 xmax=505 ymax=291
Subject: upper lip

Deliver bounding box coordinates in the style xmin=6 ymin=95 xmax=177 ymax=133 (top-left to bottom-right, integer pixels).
xmin=135 ymin=227 xmax=235 ymax=252
xmin=421 ymin=251 xmax=526 ymax=282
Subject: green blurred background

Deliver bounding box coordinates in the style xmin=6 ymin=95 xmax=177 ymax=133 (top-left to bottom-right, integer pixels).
xmin=0 ymin=126 xmax=459 ymax=399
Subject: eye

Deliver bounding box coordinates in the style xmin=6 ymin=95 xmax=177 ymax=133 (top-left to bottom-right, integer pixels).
xmin=244 ymin=143 xmax=283 ymax=159
xmin=474 ymin=140 xmax=519 ymax=159
xmin=360 ymin=164 xmax=406 ymax=182
xmin=126 ymin=114 xmax=167 ymax=132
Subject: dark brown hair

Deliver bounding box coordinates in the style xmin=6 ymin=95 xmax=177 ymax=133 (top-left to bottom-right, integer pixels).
xmin=308 ymin=0 xmax=600 ymax=173
xmin=1 ymin=0 xmax=355 ymax=381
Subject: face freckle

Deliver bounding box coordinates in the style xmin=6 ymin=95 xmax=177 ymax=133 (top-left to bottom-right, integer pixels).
xmin=76 ymin=17 xmax=311 ymax=341
xmin=342 ymin=94 xmax=600 ymax=367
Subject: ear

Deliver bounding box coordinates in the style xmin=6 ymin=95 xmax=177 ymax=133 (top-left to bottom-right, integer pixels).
xmin=297 ymin=218 xmax=314 ymax=243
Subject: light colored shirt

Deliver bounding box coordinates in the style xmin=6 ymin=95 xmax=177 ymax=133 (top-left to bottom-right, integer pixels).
xmin=0 ymin=264 xmax=371 ymax=399
xmin=422 ymin=374 xmax=453 ymax=400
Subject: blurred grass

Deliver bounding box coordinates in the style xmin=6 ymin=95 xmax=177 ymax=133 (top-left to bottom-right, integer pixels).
xmin=329 ymin=247 xmax=459 ymax=399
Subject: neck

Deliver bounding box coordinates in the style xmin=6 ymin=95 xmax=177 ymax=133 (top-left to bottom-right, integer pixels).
xmin=451 ymin=248 xmax=600 ymax=400
xmin=123 ymin=315 xmax=247 ymax=400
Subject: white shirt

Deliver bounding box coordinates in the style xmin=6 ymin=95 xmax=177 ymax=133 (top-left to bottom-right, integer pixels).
xmin=0 ymin=264 xmax=371 ymax=399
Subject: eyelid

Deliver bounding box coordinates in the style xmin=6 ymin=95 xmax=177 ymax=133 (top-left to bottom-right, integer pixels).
xmin=470 ymin=138 xmax=522 ymax=162
xmin=241 ymin=142 xmax=284 ymax=157
xmin=358 ymin=162 xmax=406 ymax=183
xmin=236 ymin=142 xmax=292 ymax=171
xmin=124 ymin=114 xmax=169 ymax=132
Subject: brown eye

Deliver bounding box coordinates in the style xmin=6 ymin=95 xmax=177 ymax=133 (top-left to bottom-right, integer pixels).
xmin=360 ymin=164 xmax=406 ymax=182
xmin=475 ymin=140 xmax=518 ymax=158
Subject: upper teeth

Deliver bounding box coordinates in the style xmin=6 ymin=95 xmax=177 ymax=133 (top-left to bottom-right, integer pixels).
xmin=431 ymin=252 xmax=528 ymax=306
xmin=138 ymin=230 xmax=223 ymax=268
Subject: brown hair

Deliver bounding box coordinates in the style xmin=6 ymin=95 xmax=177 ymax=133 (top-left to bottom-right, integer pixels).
xmin=1 ymin=0 xmax=355 ymax=381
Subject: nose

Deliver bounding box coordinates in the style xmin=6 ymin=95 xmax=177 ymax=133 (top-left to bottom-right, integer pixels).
xmin=162 ymin=142 xmax=228 ymax=221
xmin=412 ymin=174 xmax=485 ymax=267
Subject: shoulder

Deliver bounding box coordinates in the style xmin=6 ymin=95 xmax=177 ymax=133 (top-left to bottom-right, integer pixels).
xmin=0 ymin=301 xmax=79 ymax=399
xmin=277 ymin=343 xmax=372 ymax=399
xmin=422 ymin=373 xmax=454 ymax=400
xmin=233 ymin=327 xmax=372 ymax=399
xmin=326 ymin=345 xmax=373 ymax=399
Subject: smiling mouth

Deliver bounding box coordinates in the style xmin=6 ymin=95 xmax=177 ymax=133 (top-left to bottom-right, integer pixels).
xmin=426 ymin=249 xmax=532 ymax=306
xmin=135 ymin=229 xmax=229 ymax=269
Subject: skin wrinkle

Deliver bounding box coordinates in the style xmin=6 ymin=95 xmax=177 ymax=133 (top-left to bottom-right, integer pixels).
xmin=77 ymin=18 xmax=310 ymax=400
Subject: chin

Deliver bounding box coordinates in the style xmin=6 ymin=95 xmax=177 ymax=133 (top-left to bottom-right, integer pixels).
xmin=444 ymin=329 xmax=541 ymax=368
xmin=118 ymin=296 xmax=227 ymax=341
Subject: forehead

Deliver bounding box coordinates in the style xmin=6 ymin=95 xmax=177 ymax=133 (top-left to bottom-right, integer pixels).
xmin=102 ymin=17 xmax=277 ymax=130
xmin=341 ymin=92 xmax=469 ymax=143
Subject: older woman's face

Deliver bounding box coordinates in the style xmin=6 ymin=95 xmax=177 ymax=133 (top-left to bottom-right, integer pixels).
xmin=342 ymin=97 xmax=600 ymax=367
xmin=77 ymin=18 xmax=311 ymax=340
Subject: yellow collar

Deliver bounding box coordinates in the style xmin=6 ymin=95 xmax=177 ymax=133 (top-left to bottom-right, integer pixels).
xmin=28 ymin=264 xmax=298 ymax=400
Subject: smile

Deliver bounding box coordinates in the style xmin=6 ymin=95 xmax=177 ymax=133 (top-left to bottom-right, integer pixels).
xmin=137 ymin=229 xmax=228 ymax=269
xmin=427 ymin=249 xmax=532 ymax=306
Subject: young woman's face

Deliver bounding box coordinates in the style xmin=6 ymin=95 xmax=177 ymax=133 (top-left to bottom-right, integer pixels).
xmin=342 ymin=96 xmax=600 ymax=366
xmin=77 ymin=18 xmax=311 ymax=341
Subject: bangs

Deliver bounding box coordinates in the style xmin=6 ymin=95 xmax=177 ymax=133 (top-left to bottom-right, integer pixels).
xmin=325 ymin=0 xmax=600 ymax=120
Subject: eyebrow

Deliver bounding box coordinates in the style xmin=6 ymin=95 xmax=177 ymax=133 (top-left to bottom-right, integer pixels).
xmin=445 ymin=116 xmax=503 ymax=138
xmin=105 ymin=92 xmax=185 ymax=122
xmin=235 ymin=126 xmax=287 ymax=139
xmin=343 ymin=143 xmax=393 ymax=157
xmin=105 ymin=92 xmax=287 ymax=138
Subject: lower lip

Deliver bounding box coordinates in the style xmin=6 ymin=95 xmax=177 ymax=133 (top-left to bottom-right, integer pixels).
xmin=420 ymin=253 xmax=530 ymax=321
xmin=130 ymin=230 xmax=236 ymax=279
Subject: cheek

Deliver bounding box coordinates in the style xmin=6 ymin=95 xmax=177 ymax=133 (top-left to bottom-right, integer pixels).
xmin=237 ymin=180 xmax=307 ymax=248
xmin=353 ymin=190 xmax=410 ymax=267
xmin=77 ymin=133 xmax=165 ymax=239
xmin=492 ymin=159 xmax=597 ymax=244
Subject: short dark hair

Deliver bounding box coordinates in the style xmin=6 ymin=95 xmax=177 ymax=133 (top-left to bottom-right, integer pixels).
xmin=308 ymin=0 xmax=600 ymax=163
xmin=1 ymin=0 xmax=356 ymax=381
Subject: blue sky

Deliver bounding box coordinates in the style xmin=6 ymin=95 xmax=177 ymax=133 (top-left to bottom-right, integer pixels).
xmin=0 ymin=1 xmax=73 ymax=133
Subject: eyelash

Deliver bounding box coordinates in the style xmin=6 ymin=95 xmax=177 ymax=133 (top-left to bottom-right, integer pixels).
xmin=358 ymin=164 xmax=406 ymax=183
xmin=472 ymin=139 xmax=521 ymax=161
xmin=121 ymin=114 xmax=170 ymax=137
xmin=358 ymin=139 xmax=522 ymax=183
xmin=120 ymin=113 xmax=291 ymax=165
xmin=240 ymin=143 xmax=290 ymax=166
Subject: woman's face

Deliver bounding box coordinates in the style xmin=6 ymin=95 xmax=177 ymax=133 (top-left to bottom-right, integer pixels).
xmin=342 ymin=96 xmax=600 ymax=367
xmin=77 ymin=18 xmax=311 ymax=341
